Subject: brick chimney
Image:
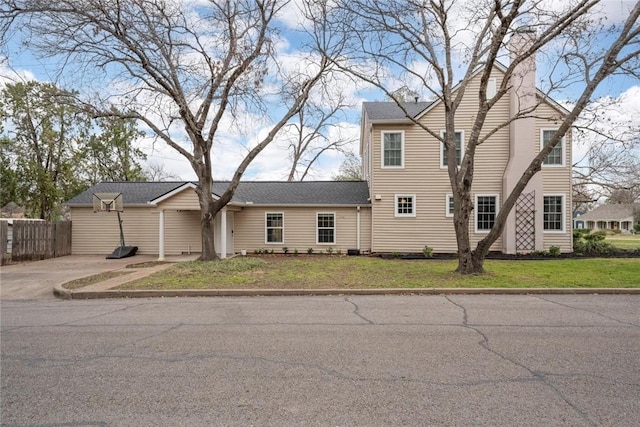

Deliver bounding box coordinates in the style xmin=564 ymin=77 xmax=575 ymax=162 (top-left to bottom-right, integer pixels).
xmin=502 ymin=29 xmax=545 ymax=254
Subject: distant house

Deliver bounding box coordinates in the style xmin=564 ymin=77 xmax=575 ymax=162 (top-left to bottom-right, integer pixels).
xmin=576 ymin=204 xmax=640 ymax=233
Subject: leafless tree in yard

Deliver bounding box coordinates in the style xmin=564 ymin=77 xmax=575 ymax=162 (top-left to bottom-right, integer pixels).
xmin=284 ymin=95 xmax=356 ymax=181
xmin=307 ymin=0 xmax=640 ymax=273
xmin=1 ymin=0 xmax=338 ymax=260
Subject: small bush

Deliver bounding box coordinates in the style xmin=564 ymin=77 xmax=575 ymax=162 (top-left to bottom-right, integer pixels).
xmin=573 ymin=229 xmax=612 ymax=254
xmin=391 ymin=252 xmax=401 ymax=258
xmin=307 ymin=248 xmax=314 ymax=254
xmin=423 ymin=245 xmax=433 ymax=258
xmin=254 ymin=249 xmax=261 ymax=255
xmin=293 ymin=248 xmax=299 ymax=256
xmin=283 ymin=247 xmax=289 ymax=254
xmin=336 ymin=249 xmax=342 ymax=255
xmin=327 ymin=247 xmax=334 ymax=255
xmin=548 ymin=246 xmax=561 ymax=257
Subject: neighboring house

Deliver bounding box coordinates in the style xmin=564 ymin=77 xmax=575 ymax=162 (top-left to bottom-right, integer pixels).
xmin=66 ymin=34 xmax=574 ymax=257
xmin=65 ymin=181 xmax=371 ymax=258
xmin=576 ymin=204 xmax=640 ymax=233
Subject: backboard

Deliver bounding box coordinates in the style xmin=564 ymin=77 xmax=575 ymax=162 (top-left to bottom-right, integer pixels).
xmin=93 ymin=192 xmax=124 ymax=213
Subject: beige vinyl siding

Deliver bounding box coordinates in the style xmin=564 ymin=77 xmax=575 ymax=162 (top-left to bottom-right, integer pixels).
xmin=70 ymin=207 xmax=201 ymax=255
xmin=70 ymin=207 xmax=159 ymax=255
xmin=234 ymin=206 xmax=371 ymax=253
xmin=536 ymin=103 xmax=573 ymax=252
xmin=157 ymin=188 xmax=200 ymax=210
xmin=368 ymin=70 xmax=509 ymax=253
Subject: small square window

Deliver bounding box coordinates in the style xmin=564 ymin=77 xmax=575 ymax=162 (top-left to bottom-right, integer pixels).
xmin=446 ymin=194 xmax=454 ymax=217
xmin=395 ymin=195 xmax=416 ymax=217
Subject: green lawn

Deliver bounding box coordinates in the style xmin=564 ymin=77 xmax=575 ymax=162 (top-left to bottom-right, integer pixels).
xmin=606 ymin=234 xmax=640 ymax=250
xmin=115 ymin=255 xmax=640 ymax=290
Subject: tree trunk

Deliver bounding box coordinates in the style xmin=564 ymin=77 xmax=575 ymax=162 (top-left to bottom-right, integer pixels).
xmin=196 ymin=171 xmax=219 ymax=261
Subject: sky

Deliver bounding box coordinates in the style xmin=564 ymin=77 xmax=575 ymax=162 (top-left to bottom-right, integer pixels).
xmin=0 ymin=0 xmax=638 ymax=183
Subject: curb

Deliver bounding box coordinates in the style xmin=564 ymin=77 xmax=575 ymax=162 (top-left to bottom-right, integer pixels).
xmin=54 ymin=285 xmax=640 ymax=299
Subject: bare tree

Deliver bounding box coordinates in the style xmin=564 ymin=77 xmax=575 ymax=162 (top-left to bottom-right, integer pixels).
xmin=2 ymin=0 xmax=337 ymax=260
xmin=332 ymin=151 xmax=363 ymax=181
xmin=285 ymin=95 xmax=356 ymax=181
xmin=143 ymin=161 xmax=180 ymax=182
xmin=308 ymin=0 xmax=640 ymax=273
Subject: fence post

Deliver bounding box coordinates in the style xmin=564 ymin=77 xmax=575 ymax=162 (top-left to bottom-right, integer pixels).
xmin=0 ymin=221 xmax=7 ymax=265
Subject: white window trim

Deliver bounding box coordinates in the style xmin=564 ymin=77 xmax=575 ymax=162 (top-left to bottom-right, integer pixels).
xmin=540 ymin=129 xmax=566 ymax=167
xmin=487 ymin=77 xmax=497 ymax=99
xmin=316 ymin=212 xmax=336 ymax=245
xmin=445 ymin=194 xmax=454 ymax=218
xmin=440 ymin=130 xmax=465 ymax=169
xmin=394 ymin=194 xmax=416 ymax=218
xmin=381 ymin=130 xmax=405 ymax=169
xmin=475 ymin=194 xmax=499 ymax=234
xmin=543 ymin=194 xmax=566 ymax=233
xmin=265 ymin=212 xmax=284 ymax=244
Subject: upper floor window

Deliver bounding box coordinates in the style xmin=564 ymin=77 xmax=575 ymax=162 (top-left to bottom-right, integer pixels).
xmin=382 ymin=131 xmax=404 ymax=168
xmin=441 ymin=130 xmax=463 ymax=167
xmin=543 ymin=195 xmax=564 ymax=232
xmin=265 ymin=212 xmax=284 ymax=244
xmin=541 ymin=129 xmax=565 ymax=166
xmin=395 ymin=194 xmax=416 ymax=217
xmin=476 ymin=195 xmax=498 ymax=232
xmin=317 ymin=213 xmax=335 ymax=244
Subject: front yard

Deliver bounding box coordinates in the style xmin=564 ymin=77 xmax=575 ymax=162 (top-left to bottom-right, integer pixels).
xmin=606 ymin=233 xmax=640 ymax=250
xmin=115 ymin=256 xmax=640 ymax=290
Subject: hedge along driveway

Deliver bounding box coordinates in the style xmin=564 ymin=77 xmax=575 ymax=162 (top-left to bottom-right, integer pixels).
xmin=114 ymin=256 xmax=640 ymax=290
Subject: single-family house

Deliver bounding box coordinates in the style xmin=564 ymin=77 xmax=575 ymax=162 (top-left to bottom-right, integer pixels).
xmin=65 ymin=180 xmax=372 ymax=258
xmin=575 ymin=203 xmax=640 ymax=233
xmin=65 ymin=33 xmax=574 ymax=257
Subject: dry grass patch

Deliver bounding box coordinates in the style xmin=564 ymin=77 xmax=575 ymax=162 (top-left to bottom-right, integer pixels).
xmin=63 ymin=270 xmax=133 ymax=290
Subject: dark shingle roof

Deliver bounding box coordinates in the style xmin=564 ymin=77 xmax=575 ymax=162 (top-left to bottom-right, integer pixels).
xmin=66 ymin=181 xmax=371 ymax=207
xmin=214 ymin=181 xmax=370 ymax=205
xmin=363 ymin=101 xmax=434 ymax=121
xmin=65 ymin=182 xmax=188 ymax=206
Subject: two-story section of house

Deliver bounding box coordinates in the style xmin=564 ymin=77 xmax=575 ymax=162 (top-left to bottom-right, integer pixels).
xmin=360 ymin=40 xmax=573 ymax=255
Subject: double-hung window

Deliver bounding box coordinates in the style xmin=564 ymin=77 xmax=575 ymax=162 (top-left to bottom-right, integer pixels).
xmin=395 ymin=194 xmax=416 ymax=217
xmin=541 ymin=129 xmax=565 ymax=166
xmin=543 ymin=195 xmax=564 ymax=232
xmin=441 ymin=130 xmax=463 ymax=167
xmin=265 ymin=212 xmax=283 ymax=244
xmin=317 ymin=213 xmax=335 ymax=244
xmin=446 ymin=194 xmax=454 ymax=217
xmin=382 ymin=131 xmax=404 ymax=168
xmin=476 ymin=195 xmax=498 ymax=232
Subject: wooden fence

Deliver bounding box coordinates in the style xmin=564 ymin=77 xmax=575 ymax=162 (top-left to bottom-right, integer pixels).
xmin=3 ymin=220 xmax=72 ymax=264
xmin=0 ymin=221 xmax=7 ymax=265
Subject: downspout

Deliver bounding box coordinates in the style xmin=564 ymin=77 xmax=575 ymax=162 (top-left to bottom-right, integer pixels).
xmin=356 ymin=206 xmax=361 ymax=251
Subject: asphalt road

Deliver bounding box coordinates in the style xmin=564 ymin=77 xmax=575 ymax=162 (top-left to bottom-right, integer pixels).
xmin=2 ymin=295 xmax=639 ymax=426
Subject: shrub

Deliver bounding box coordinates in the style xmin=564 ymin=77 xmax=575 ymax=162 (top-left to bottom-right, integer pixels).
xmin=548 ymin=246 xmax=561 ymax=257
xmin=573 ymin=229 xmax=612 ymax=254
xmin=326 ymin=247 xmax=334 ymax=255
xmin=254 ymin=249 xmax=261 ymax=255
xmin=336 ymin=249 xmax=342 ymax=255
xmin=293 ymin=248 xmax=299 ymax=256
xmin=282 ymin=247 xmax=289 ymax=254
xmin=423 ymin=245 xmax=433 ymax=258
xmin=307 ymin=248 xmax=314 ymax=254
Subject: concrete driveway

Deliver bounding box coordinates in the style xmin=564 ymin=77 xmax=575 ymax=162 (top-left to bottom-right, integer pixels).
xmin=0 ymin=254 xmax=159 ymax=300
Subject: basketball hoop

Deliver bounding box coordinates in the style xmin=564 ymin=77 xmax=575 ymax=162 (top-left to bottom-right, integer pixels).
xmin=92 ymin=192 xmax=137 ymax=259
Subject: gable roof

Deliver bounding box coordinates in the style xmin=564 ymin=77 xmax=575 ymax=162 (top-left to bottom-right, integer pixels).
xmin=65 ymin=181 xmax=188 ymax=206
xmin=66 ymin=181 xmax=371 ymax=207
xmin=578 ymin=203 xmax=639 ymax=221
xmin=362 ymin=62 xmax=570 ymax=125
